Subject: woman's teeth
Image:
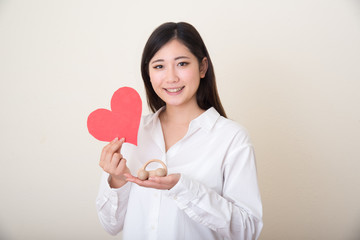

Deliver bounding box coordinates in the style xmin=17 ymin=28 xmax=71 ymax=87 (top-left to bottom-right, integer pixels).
xmin=166 ymin=87 xmax=184 ymax=93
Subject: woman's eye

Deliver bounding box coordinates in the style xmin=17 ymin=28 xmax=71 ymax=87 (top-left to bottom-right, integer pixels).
xmin=178 ymin=62 xmax=188 ymax=67
xmin=153 ymin=65 xmax=163 ymax=69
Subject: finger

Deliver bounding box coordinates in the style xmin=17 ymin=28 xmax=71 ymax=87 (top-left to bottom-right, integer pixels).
xmin=125 ymin=177 xmax=151 ymax=187
xmin=116 ymin=157 xmax=127 ymax=170
xmin=109 ymin=137 xmax=125 ymax=154
xmin=147 ymin=174 xmax=180 ymax=190
xmin=114 ymin=158 xmax=128 ymax=175
xmin=103 ymin=138 xmax=125 ymax=165
xmin=140 ymin=180 xmax=166 ymax=189
xmin=148 ymin=176 xmax=171 ymax=186
xmin=110 ymin=153 xmax=122 ymax=170
xmin=124 ymin=174 xmax=150 ymax=186
xmin=118 ymin=137 xmax=125 ymax=153
xmin=100 ymin=137 xmax=119 ymax=166
xmin=125 ymin=175 xmax=167 ymax=189
xmin=103 ymin=137 xmax=120 ymax=154
xmin=105 ymin=137 xmax=124 ymax=155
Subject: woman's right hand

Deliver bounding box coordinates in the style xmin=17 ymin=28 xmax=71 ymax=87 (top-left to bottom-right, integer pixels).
xmin=99 ymin=137 xmax=130 ymax=188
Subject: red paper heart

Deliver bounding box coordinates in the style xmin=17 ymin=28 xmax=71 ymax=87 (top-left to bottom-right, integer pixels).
xmin=87 ymin=87 xmax=142 ymax=145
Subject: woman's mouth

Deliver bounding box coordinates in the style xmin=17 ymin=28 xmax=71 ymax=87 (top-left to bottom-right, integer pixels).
xmin=165 ymin=86 xmax=184 ymax=93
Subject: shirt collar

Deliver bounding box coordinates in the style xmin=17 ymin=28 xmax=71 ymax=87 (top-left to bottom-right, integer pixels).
xmin=142 ymin=106 xmax=165 ymax=129
xmin=143 ymin=106 xmax=220 ymax=132
xmin=189 ymin=107 xmax=220 ymax=132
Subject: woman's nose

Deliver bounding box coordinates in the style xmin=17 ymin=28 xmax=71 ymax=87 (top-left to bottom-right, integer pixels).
xmin=166 ymin=66 xmax=179 ymax=83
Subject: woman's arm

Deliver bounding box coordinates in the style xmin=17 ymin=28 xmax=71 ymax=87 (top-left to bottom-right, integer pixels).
xmin=96 ymin=172 xmax=131 ymax=235
xmin=167 ymin=142 xmax=262 ymax=239
xmin=166 ymin=173 xmax=262 ymax=239
xmin=96 ymin=138 xmax=132 ymax=235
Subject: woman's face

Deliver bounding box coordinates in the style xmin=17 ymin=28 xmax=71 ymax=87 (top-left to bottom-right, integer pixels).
xmin=149 ymin=39 xmax=207 ymax=109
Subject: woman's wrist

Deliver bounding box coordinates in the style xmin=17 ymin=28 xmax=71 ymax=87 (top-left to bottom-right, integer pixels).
xmin=109 ymin=175 xmax=127 ymax=189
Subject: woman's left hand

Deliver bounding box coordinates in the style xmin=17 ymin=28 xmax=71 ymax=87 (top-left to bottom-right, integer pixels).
xmin=124 ymin=173 xmax=180 ymax=190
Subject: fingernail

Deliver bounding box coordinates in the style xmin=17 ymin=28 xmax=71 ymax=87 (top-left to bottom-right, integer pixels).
xmin=113 ymin=137 xmax=118 ymax=142
xmin=120 ymin=138 xmax=125 ymax=142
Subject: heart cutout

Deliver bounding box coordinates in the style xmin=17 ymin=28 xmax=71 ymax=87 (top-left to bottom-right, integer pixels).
xmin=87 ymin=87 xmax=142 ymax=145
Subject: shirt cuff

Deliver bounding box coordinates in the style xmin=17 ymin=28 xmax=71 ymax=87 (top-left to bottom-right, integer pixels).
xmin=103 ymin=176 xmax=131 ymax=225
xmin=166 ymin=174 xmax=199 ymax=209
xmin=107 ymin=175 xmax=131 ymax=199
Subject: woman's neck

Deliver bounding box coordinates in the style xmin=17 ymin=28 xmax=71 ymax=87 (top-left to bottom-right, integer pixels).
xmin=159 ymin=104 xmax=205 ymax=152
xmin=160 ymin=104 xmax=205 ymax=125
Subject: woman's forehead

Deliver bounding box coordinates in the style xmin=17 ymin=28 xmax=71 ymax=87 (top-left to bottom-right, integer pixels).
xmin=151 ymin=39 xmax=194 ymax=61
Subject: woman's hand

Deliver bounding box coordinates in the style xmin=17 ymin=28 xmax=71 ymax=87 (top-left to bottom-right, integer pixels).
xmin=99 ymin=137 xmax=130 ymax=188
xmin=124 ymin=173 xmax=180 ymax=190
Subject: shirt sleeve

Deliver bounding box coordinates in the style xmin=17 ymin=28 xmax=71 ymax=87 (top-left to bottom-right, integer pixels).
xmin=95 ymin=171 xmax=131 ymax=236
xmin=166 ymin=132 xmax=263 ymax=240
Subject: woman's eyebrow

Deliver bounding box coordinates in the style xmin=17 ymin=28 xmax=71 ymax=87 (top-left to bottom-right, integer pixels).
xmin=150 ymin=59 xmax=164 ymax=65
xmin=175 ymin=56 xmax=190 ymax=61
xmin=150 ymin=56 xmax=190 ymax=65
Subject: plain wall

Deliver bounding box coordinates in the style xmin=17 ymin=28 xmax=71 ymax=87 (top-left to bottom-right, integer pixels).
xmin=0 ymin=0 xmax=359 ymax=239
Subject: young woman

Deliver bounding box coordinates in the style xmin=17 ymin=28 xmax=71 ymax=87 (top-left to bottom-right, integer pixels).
xmin=96 ymin=22 xmax=263 ymax=240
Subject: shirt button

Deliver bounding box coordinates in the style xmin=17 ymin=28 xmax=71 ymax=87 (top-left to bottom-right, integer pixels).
xmin=151 ymin=225 xmax=155 ymax=230
xmin=154 ymin=193 xmax=158 ymax=197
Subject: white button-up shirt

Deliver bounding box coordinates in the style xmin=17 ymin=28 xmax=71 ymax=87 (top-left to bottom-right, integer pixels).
xmin=96 ymin=107 xmax=263 ymax=240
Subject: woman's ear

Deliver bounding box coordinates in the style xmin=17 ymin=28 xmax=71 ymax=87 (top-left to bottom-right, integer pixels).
xmin=200 ymin=57 xmax=208 ymax=78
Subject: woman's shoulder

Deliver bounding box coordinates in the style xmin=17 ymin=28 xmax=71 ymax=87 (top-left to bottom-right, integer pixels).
xmin=216 ymin=115 xmax=248 ymax=133
xmin=199 ymin=107 xmax=250 ymax=137
xmin=213 ymin=115 xmax=253 ymax=145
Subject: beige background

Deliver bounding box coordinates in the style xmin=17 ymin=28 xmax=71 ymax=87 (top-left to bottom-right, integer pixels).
xmin=0 ymin=0 xmax=359 ymax=239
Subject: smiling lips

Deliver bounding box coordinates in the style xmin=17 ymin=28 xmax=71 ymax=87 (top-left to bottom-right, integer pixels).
xmin=165 ymin=86 xmax=185 ymax=93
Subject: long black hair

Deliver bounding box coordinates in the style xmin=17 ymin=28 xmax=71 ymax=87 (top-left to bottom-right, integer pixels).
xmin=141 ymin=22 xmax=227 ymax=117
